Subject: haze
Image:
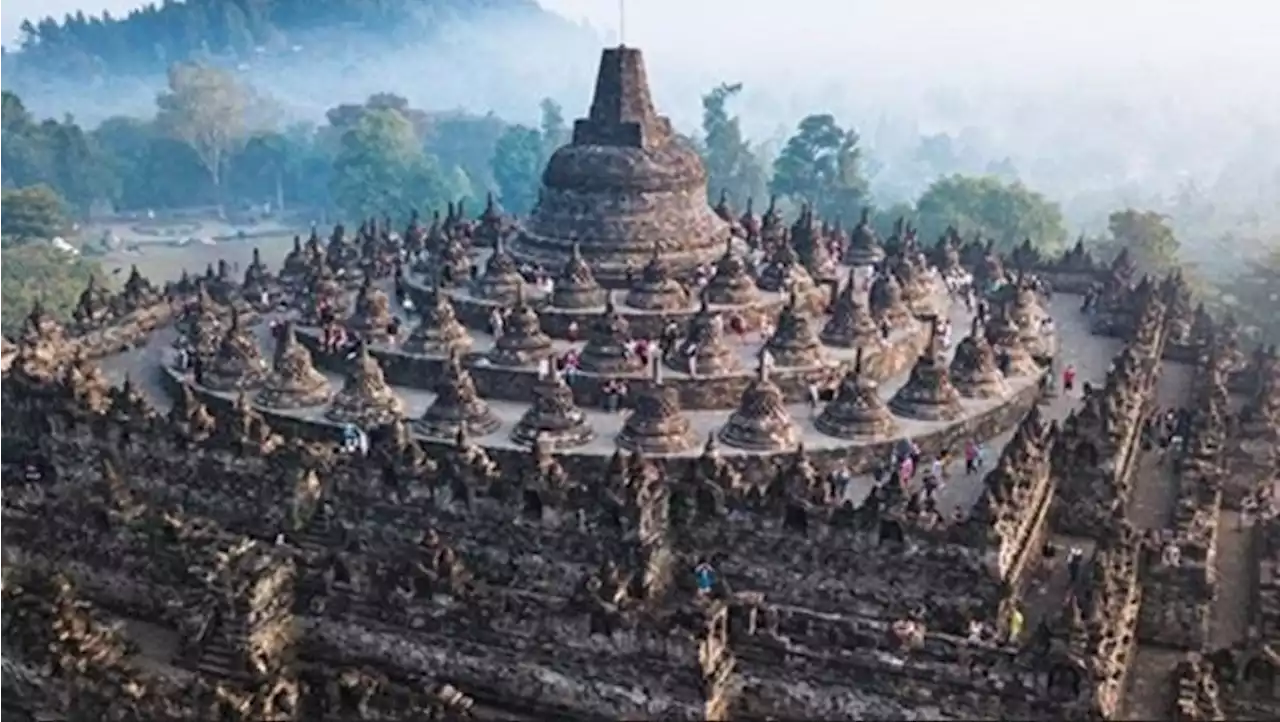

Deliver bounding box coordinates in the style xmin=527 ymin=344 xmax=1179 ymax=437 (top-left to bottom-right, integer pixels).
xmin=4 ymin=0 xmax=1280 ymax=264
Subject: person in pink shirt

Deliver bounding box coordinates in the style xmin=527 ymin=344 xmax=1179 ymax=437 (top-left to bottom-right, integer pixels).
xmin=899 ymin=455 xmax=914 ymax=483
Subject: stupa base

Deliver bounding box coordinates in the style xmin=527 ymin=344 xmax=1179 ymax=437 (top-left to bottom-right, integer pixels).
xmin=325 ymin=398 xmax=405 ymax=428
xmin=718 ymin=419 xmax=801 ymax=452
xmin=617 ymin=417 xmax=698 ymax=455
xmin=510 ymin=417 xmax=596 ymax=451
xmin=413 ymin=408 xmax=502 ymax=441
xmin=887 ymin=396 xmax=964 ymax=422
xmin=256 ymin=383 xmax=333 ymax=410
xmin=813 ymin=412 xmax=899 ymax=441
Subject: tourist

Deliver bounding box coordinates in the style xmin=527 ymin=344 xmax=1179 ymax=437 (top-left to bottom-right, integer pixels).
xmin=1062 ymin=364 xmax=1077 ymax=394
xmin=806 ymin=383 xmax=821 ymax=414
xmin=341 ymin=423 xmax=361 ymax=454
xmin=386 ymin=317 xmax=402 ymax=343
xmin=879 ymin=319 xmax=892 ymax=340
xmin=634 ymin=338 xmax=651 ymax=368
xmin=537 ymin=356 xmax=552 ymax=379
xmin=1067 ymin=547 xmax=1084 ymax=583
xmin=930 ymin=454 xmax=946 ymax=484
xmin=694 ymin=560 xmax=716 ymax=595
xmin=728 ymin=315 xmax=746 ymax=338
xmin=566 ymin=320 xmax=580 ymax=343
xmin=1162 ymin=542 xmax=1181 ymax=567
xmin=940 ymin=320 xmax=952 ymax=349
xmin=1242 ymin=494 xmax=1259 ymax=531
xmin=661 ymin=323 xmax=680 ymax=356
xmin=489 ymin=308 xmax=505 ymax=338
xmin=684 ymin=342 xmax=699 ymax=376
xmin=1007 ymin=604 xmax=1025 ymax=644
xmin=760 ymin=347 xmax=775 ymax=374
xmin=175 ymin=347 xmax=190 ymax=371
xmin=192 ymin=355 xmax=206 ymax=386
xmin=602 ymin=380 xmax=626 ymax=413
xmin=759 ymin=318 xmax=775 ymax=344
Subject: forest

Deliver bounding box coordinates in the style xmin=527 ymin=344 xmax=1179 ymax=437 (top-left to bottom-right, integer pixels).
xmin=1 ymin=58 xmax=1277 ymax=343
xmin=4 ymin=0 xmax=555 ymax=77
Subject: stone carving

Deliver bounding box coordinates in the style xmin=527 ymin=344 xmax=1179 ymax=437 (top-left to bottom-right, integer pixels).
xmin=510 ymin=364 xmax=595 ymax=450
xmin=474 ymin=237 xmax=525 ymax=303
xmin=551 ymin=243 xmax=607 ymax=309
xmin=844 ymin=208 xmax=885 ymax=266
xmin=414 ymin=352 xmax=501 ymax=439
xmin=509 ymin=47 xmax=730 ymax=283
xmin=487 ymin=284 xmax=553 ymax=367
xmin=704 ymin=236 xmax=759 ymax=306
xmin=346 ymin=276 xmax=394 ymax=341
xmin=986 ymin=300 xmax=1042 ymax=377
xmin=719 ymin=357 xmax=801 ymax=452
xmin=203 ymin=310 xmax=268 ymax=392
xmin=820 ymin=272 xmax=881 ymax=349
xmin=668 ymin=296 xmax=741 ymax=375
xmin=626 ymin=245 xmax=691 ymax=311
xmin=404 ymin=283 xmax=472 ymax=356
xmin=757 ymin=231 xmax=816 ymax=296
xmin=617 ymin=370 xmax=697 ymax=454
xmin=869 ymin=270 xmax=912 ymax=329
xmin=949 ymin=318 xmax=1010 ymax=399
xmin=815 ymin=347 xmax=899 ymax=439
xmin=889 ymin=323 xmax=964 ymax=421
xmin=325 ymin=346 xmax=405 ymax=427
xmin=580 ymin=293 xmax=644 ymax=373
xmin=791 ymin=205 xmax=837 ymax=282
xmin=257 ymin=322 xmax=333 ymax=409
xmin=764 ymin=292 xmax=827 ymax=367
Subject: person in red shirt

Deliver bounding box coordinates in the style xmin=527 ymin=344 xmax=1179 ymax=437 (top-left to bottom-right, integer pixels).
xmin=1063 ymin=364 xmax=1077 ymax=394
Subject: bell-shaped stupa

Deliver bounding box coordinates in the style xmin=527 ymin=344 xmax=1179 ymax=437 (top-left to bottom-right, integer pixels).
xmin=508 ymin=46 xmax=729 ymax=285
xmin=581 ymin=292 xmax=644 ymax=373
xmin=487 ymin=283 xmax=553 ymax=367
xmin=325 ymin=346 xmax=405 ymax=427
xmin=719 ymin=357 xmax=801 ymax=451
xmin=949 ymin=318 xmax=1009 ymax=399
xmin=617 ymin=369 xmax=698 ymax=454
xmin=414 ymin=352 xmax=501 ymax=439
xmin=257 ymin=322 xmax=333 ymax=409
xmin=888 ymin=323 xmax=964 ymax=421
xmin=821 ymin=272 xmax=881 ymax=348
xmin=405 ymin=283 xmax=472 ymax=355
xmin=815 ymin=347 xmax=899 ymax=440
xmin=510 ymin=364 xmax=595 ymax=450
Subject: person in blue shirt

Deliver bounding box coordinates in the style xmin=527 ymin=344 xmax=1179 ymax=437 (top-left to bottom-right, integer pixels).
xmin=342 ymin=423 xmax=360 ymax=453
xmin=695 ymin=561 xmax=715 ymax=595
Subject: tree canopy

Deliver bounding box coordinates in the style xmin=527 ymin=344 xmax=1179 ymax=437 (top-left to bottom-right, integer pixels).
xmin=915 ymin=175 xmax=1068 ymax=251
xmin=0 ymin=243 xmax=102 ymax=336
xmin=1 ymin=185 xmax=69 ymax=247
xmin=7 ymin=0 xmax=552 ymax=78
xmin=329 ymin=108 xmax=456 ymax=223
xmin=700 ymin=83 xmax=768 ymax=209
xmin=770 ymin=114 xmax=869 ymax=223
xmin=1105 ymin=209 xmax=1181 ymax=272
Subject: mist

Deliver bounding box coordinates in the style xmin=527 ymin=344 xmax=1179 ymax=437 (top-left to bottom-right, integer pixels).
xmin=4 ymin=0 xmax=1280 ymax=270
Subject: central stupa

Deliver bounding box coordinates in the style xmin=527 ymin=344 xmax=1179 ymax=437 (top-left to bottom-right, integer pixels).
xmin=508 ymin=46 xmax=729 ymax=286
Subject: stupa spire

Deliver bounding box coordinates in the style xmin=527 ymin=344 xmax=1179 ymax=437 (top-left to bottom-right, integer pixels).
xmin=576 ymin=46 xmax=667 ymax=148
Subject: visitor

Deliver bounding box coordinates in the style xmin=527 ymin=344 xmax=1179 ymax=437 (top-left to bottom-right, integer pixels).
xmin=175 ymin=347 xmax=190 ymax=371
xmin=964 ymin=439 xmax=980 ymax=475
xmin=729 ymin=315 xmax=746 ymax=338
xmin=1067 ymin=547 xmax=1084 ymax=583
xmin=759 ymin=318 xmax=775 ymax=344
xmin=1007 ymin=604 xmax=1024 ymax=644
xmin=694 ymin=560 xmax=716 ymax=595
xmin=1242 ymin=494 xmax=1259 ymax=531
xmin=880 ymin=319 xmax=892 ymax=340
xmin=684 ymin=342 xmax=699 ymax=377
xmin=537 ymin=356 xmax=552 ymax=379
xmin=489 ymin=308 xmax=505 ymax=339
xmin=566 ymin=320 xmax=580 ymax=343
xmin=386 ymin=317 xmax=402 ymax=343
xmin=341 ymin=423 xmax=361 ymax=454
xmin=807 ymin=383 xmax=821 ymax=414
xmin=930 ymin=454 xmax=946 ymax=484
xmin=1062 ymin=364 xmax=1077 ymax=394
xmin=192 ymin=355 xmax=206 ymax=386
xmin=602 ymin=380 xmax=626 ymax=413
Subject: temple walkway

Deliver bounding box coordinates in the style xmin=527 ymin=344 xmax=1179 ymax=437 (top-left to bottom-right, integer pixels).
xmin=1209 ymin=509 xmax=1256 ymax=651
xmin=1119 ymin=358 xmax=1196 ymax=722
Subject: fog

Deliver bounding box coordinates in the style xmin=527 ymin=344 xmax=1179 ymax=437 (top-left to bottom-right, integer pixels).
xmin=5 ymin=0 xmax=1280 ymax=268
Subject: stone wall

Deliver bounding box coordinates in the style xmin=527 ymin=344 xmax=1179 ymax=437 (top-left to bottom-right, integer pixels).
xmin=295 ymin=326 xmax=923 ymax=411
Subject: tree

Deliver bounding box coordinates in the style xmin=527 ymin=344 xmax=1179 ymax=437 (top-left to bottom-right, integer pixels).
xmin=915 ymin=175 xmax=1067 ymax=251
xmin=0 ymin=243 xmax=101 ymax=335
xmin=539 ymin=98 xmax=569 ymax=156
xmin=700 ymin=83 xmax=768 ymax=207
xmin=490 ymin=125 xmax=544 ymax=215
xmin=770 ymin=114 xmax=869 ymax=223
xmin=1226 ymin=242 xmax=1280 ymax=343
xmin=1 ymin=185 xmax=68 ymax=247
xmin=329 ymin=108 xmax=453 ymax=223
xmin=1106 ymin=209 xmax=1181 ymax=271
xmin=155 ymin=63 xmax=255 ymax=209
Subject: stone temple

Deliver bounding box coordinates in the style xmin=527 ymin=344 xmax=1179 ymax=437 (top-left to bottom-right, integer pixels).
xmin=7 ymin=44 xmax=1277 ymax=722
xmin=507 ymin=45 xmax=730 ymax=285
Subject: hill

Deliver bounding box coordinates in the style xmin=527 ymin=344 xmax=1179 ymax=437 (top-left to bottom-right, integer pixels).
xmin=6 ymin=0 xmax=552 ymax=76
